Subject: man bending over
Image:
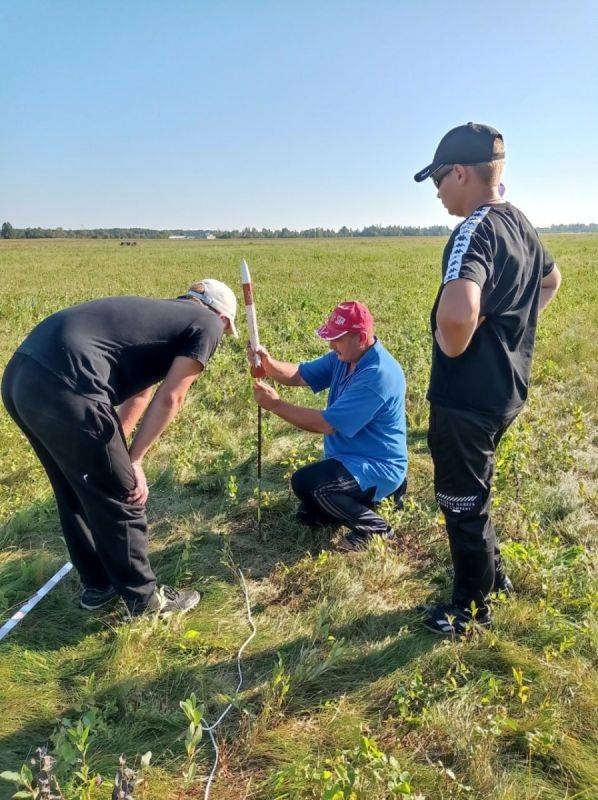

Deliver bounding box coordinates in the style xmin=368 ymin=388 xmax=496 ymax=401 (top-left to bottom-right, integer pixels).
xmin=2 ymin=279 xmax=237 ymax=617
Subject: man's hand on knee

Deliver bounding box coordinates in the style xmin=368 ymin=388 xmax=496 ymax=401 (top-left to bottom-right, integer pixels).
xmin=128 ymin=461 xmax=149 ymax=506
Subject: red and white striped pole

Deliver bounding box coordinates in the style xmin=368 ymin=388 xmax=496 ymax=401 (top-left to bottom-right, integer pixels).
xmin=0 ymin=561 xmax=73 ymax=641
xmin=240 ymin=259 xmax=265 ymax=378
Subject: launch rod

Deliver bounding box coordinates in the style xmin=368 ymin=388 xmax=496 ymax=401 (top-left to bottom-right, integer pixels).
xmin=241 ymin=259 xmax=265 ymax=539
xmin=257 ymin=405 xmax=262 ymax=540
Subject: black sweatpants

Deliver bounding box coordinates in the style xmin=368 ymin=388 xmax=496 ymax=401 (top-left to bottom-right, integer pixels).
xmin=1 ymin=353 xmax=156 ymax=609
xmin=291 ymin=458 xmax=405 ymax=538
xmin=427 ymin=404 xmax=517 ymax=614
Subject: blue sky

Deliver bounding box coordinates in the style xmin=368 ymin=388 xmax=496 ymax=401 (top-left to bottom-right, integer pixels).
xmin=1 ymin=1 xmax=597 ymax=229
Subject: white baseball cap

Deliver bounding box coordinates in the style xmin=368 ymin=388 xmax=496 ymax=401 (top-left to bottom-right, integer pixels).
xmin=187 ymin=279 xmax=238 ymax=338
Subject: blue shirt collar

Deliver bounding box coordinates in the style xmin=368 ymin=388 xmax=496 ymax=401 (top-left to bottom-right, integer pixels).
xmin=352 ymin=337 xmax=380 ymax=372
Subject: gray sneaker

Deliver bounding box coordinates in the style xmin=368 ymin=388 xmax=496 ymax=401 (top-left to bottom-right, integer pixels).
xmin=493 ymin=573 xmax=514 ymax=596
xmin=130 ymin=585 xmax=201 ymax=618
xmin=80 ymin=585 xmax=117 ymax=610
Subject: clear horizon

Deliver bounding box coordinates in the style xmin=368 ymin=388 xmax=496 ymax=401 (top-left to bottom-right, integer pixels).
xmin=2 ymin=1 xmax=597 ymax=230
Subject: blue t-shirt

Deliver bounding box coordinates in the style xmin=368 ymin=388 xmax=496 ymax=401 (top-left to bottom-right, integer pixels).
xmin=299 ymin=339 xmax=408 ymax=501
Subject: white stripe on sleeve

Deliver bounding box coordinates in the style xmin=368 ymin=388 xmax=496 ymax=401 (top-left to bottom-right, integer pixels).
xmin=444 ymin=206 xmax=491 ymax=284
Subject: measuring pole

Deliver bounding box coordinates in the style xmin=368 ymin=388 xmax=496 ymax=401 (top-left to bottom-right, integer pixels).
xmin=240 ymin=259 xmax=265 ymax=539
xmin=0 ymin=561 xmax=73 ymax=642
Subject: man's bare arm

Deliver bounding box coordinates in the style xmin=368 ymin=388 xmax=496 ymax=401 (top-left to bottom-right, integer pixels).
xmin=253 ymin=380 xmax=334 ymax=434
xmin=119 ymin=386 xmax=154 ymax=439
xmin=270 ymin=400 xmax=334 ymax=434
xmin=129 ymin=356 xmax=203 ymax=464
xmin=248 ymin=345 xmax=307 ymax=386
xmin=435 ymin=278 xmax=483 ymax=357
xmin=127 ymin=356 xmax=203 ymax=505
xmin=539 ymin=265 xmax=562 ymax=312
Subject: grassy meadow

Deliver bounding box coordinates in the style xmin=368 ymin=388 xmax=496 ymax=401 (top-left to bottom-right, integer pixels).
xmin=0 ymin=235 xmax=596 ymax=799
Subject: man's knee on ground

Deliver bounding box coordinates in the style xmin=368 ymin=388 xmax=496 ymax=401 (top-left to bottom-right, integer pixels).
xmin=290 ymin=464 xmax=316 ymax=500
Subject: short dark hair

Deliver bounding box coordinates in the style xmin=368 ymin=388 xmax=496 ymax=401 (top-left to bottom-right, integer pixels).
xmin=471 ymin=137 xmax=505 ymax=186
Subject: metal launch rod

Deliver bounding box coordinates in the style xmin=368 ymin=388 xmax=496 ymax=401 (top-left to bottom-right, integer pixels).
xmin=240 ymin=258 xmax=265 ymax=539
xmin=257 ymin=404 xmax=263 ymax=539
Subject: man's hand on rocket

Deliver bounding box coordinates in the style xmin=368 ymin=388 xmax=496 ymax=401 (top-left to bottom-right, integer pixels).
xmin=253 ymin=379 xmax=280 ymax=410
xmin=246 ymin=343 xmax=270 ymax=378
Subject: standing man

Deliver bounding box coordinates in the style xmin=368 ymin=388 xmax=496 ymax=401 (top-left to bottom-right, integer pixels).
xmin=414 ymin=123 xmax=561 ymax=635
xmin=250 ymin=301 xmax=408 ymax=552
xmin=2 ymin=279 xmax=238 ymax=617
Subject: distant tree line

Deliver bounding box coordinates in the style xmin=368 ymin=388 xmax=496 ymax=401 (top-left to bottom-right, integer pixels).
xmin=1 ymin=222 xmax=452 ymax=240
xmin=2 ymin=220 xmax=597 ymax=241
xmin=536 ymin=223 xmax=598 ymax=234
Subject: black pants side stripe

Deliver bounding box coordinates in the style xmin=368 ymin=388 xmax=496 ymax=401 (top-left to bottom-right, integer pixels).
xmin=292 ymin=458 xmax=393 ymax=537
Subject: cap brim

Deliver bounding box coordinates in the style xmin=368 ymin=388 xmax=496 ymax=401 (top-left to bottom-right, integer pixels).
xmin=413 ymin=163 xmax=436 ymax=183
xmin=316 ymin=324 xmax=348 ymax=341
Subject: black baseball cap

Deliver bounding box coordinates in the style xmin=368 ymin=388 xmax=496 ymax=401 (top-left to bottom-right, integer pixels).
xmin=414 ymin=122 xmax=504 ymax=183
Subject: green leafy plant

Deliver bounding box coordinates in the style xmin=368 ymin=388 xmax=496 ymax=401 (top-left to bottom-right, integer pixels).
xmin=299 ymin=736 xmax=424 ymax=799
xmin=179 ymin=693 xmax=204 ymax=786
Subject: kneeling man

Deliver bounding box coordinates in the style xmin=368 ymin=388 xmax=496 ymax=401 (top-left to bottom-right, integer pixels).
xmin=251 ymin=301 xmax=407 ymax=551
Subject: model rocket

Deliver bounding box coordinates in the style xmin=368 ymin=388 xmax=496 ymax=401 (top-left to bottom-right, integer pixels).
xmin=241 ymin=259 xmax=266 ymax=377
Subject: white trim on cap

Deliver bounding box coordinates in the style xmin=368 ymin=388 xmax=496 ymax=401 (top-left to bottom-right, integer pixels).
xmin=315 ymin=327 xmax=349 ymax=341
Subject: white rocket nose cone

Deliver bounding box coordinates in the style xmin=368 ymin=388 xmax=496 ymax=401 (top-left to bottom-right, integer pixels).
xmin=240 ymin=259 xmax=251 ymax=283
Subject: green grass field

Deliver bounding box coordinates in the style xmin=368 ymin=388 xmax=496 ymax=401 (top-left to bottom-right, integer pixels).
xmin=0 ymin=236 xmax=596 ymax=799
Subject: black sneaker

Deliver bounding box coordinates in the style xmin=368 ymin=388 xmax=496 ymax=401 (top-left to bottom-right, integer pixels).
xmin=130 ymin=585 xmax=201 ymax=618
xmin=493 ymin=573 xmax=514 ymax=596
xmin=80 ymin=585 xmax=118 ymax=610
xmin=336 ymin=530 xmax=395 ymax=553
xmin=422 ymin=603 xmax=491 ymax=637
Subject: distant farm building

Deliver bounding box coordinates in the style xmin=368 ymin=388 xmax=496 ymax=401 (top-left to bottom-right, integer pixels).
xmin=168 ymin=233 xmax=216 ymax=239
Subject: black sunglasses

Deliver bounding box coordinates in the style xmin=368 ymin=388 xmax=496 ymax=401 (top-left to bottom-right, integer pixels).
xmin=431 ymin=165 xmax=454 ymax=189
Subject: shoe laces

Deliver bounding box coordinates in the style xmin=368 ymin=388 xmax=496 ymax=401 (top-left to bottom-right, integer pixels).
xmin=159 ymin=585 xmax=179 ymax=601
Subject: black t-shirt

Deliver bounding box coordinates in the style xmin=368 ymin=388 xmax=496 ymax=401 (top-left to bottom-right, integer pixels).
xmin=428 ymin=202 xmax=555 ymax=416
xmin=17 ymin=296 xmax=224 ymax=405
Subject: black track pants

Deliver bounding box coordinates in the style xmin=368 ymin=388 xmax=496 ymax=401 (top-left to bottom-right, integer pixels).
xmin=1 ymin=353 xmax=156 ymax=609
xmin=291 ymin=458 xmax=403 ymax=537
xmin=428 ymin=404 xmax=517 ymax=613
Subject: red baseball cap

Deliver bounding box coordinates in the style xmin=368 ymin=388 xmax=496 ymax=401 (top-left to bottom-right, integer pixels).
xmin=316 ymin=301 xmax=374 ymax=341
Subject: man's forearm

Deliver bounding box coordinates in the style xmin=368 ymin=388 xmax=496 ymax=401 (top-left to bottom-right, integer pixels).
xmin=539 ymin=286 xmax=558 ymax=312
xmin=266 ymin=358 xmax=302 ymax=386
xmin=269 ymin=399 xmax=333 ymax=434
xmin=119 ymin=390 xmax=153 ymax=439
xmin=129 ymin=392 xmax=183 ymax=463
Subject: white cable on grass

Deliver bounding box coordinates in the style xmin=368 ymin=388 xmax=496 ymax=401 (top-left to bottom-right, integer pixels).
xmin=200 ymin=567 xmax=256 ymax=800
xmin=0 ymin=561 xmax=73 ymax=642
